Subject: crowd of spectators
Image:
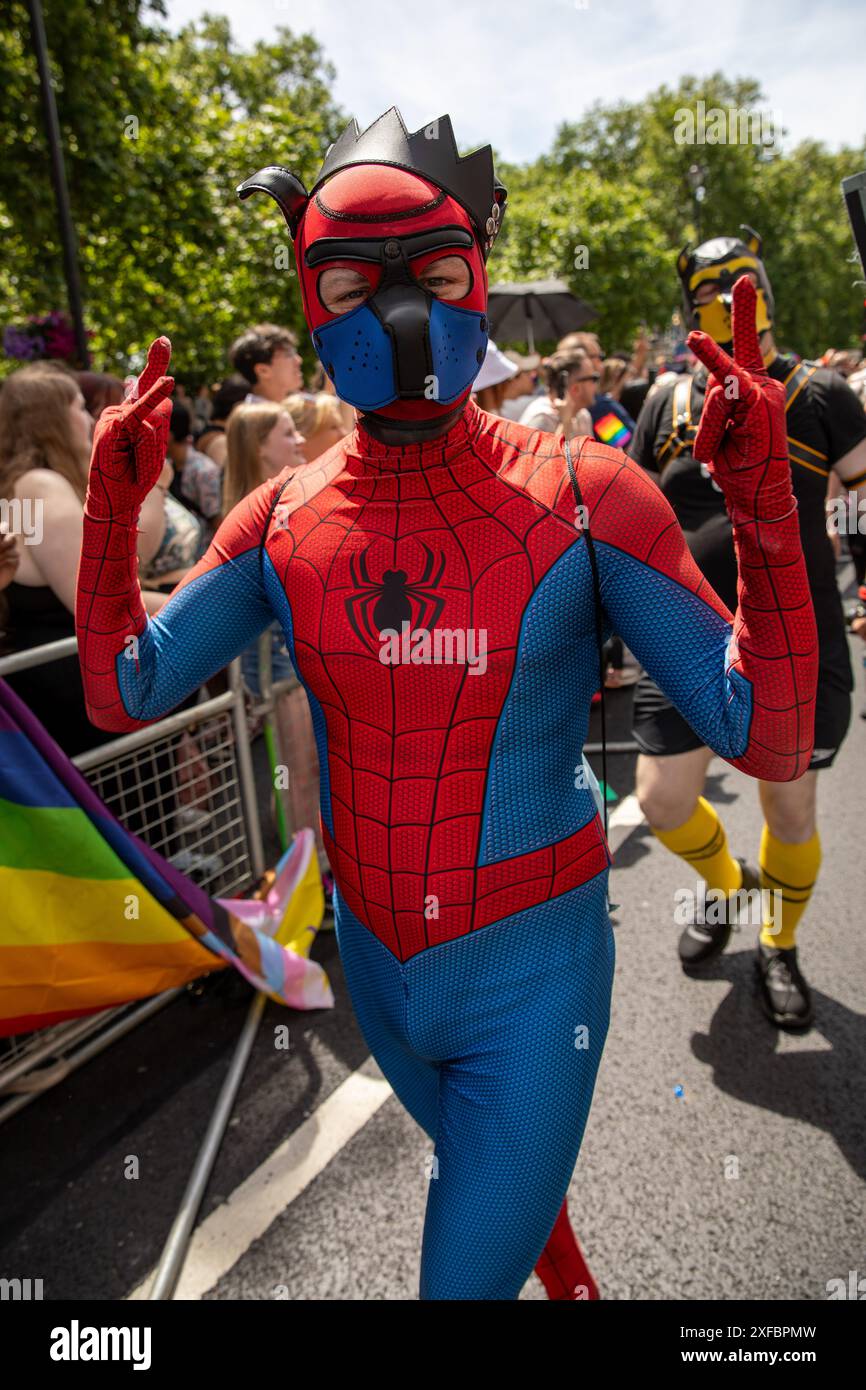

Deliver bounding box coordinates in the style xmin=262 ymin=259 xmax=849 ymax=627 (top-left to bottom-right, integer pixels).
xmin=1 ymin=316 xmax=863 ymax=765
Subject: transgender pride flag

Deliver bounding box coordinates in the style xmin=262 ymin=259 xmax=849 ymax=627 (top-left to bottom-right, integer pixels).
xmin=0 ymin=678 xmax=333 ymax=1036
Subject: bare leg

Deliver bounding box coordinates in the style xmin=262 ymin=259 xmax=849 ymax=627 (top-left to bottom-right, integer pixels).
xmin=635 ymin=746 xmax=715 ymax=831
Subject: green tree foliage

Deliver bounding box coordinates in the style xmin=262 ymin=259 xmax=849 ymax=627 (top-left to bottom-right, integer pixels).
xmin=495 ymin=74 xmax=865 ymax=355
xmin=1 ymin=19 xmax=863 ymax=380
xmin=0 ymin=1 xmax=345 ymax=381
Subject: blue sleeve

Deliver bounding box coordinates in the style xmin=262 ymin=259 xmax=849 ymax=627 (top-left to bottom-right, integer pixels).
xmin=114 ymin=485 xmax=283 ymax=722
xmin=595 ymin=538 xmax=752 ymax=760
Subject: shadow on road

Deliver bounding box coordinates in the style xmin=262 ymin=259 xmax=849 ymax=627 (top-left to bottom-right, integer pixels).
xmin=687 ymin=949 xmax=866 ymax=1179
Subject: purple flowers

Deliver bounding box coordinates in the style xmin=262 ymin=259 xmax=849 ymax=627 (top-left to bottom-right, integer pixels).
xmin=3 ymin=311 xmax=82 ymax=364
xmin=3 ymin=326 xmax=44 ymax=360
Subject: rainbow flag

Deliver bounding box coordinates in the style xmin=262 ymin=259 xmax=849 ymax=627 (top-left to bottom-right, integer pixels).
xmin=594 ymin=410 xmax=632 ymax=449
xmin=0 ymin=678 xmax=333 ymax=1036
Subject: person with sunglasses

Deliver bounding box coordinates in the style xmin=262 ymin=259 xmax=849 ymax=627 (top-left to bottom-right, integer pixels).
xmin=518 ymin=347 xmax=599 ymax=438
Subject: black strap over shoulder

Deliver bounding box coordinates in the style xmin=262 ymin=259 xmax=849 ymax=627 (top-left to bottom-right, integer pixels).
xmin=259 ymin=473 xmax=295 ymax=582
xmin=565 ymin=438 xmax=608 ymax=842
xmin=657 ymin=374 xmax=697 ymax=472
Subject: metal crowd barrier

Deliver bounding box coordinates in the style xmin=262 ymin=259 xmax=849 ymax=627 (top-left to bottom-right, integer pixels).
xmin=0 ymin=634 xmax=280 ymax=1120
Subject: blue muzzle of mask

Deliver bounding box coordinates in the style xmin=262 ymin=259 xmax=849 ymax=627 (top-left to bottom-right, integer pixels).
xmin=309 ymin=250 xmax=489 ymax=411
xmin=312 ymin=295 xmax=488 ymax=413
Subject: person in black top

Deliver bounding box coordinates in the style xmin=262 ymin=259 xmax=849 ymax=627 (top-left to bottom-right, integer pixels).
xmin=193 ymin=375 xmax=249 ymax=468
xmin=628 ymin=227 xmax=866 ymax=1029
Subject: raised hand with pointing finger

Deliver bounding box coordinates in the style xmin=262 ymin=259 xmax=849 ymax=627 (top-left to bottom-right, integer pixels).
xmin=76 ymin=336 xmax=176 ymax=727
xmin=84 ymin=336 xmax=175 ymax=522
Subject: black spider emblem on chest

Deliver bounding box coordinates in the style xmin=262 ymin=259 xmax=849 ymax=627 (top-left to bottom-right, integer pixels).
xmin=345 ymin=543 xmax=446 ymax=652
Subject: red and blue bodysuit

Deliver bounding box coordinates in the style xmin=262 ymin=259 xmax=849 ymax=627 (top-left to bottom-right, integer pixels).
xmin=75 ymin=109 xmax=818 ymax=1299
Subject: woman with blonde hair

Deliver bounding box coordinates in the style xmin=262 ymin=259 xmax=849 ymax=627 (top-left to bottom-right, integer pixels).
xmin=283 ymin=392 xmax=346 ymax=462
xmin=224 ymin=401 xmax=306 ymax=697
xmin=223 ymin=400 xmax=306 ymax=517
xmin=307 ymin=362 xmax=355 ymax=434
xmin=0 ymin=365 xmax=167 ymax=753
xmin=227 ymin=402 xmax=326 ymax=854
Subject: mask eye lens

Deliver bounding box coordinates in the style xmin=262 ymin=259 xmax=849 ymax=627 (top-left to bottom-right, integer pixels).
xmin=694 ymin=281 xmax=720 ymax=305
xmin=318 ymin=267 xmax=374 ymax=315
xmin=316 ymin=252 xmax=472 ymax=313
xmin=414 ymin=255 xmax=472 ymax=301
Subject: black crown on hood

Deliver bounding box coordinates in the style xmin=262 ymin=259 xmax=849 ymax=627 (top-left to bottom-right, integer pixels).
xmin=238 ymin=106 xmax=507 ymax=259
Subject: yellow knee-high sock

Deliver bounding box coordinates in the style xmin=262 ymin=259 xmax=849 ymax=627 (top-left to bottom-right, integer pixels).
xmin=653 ymin=796 xmax=742 ymax=894
xmin=759 ymin=825 xmax=821 ymax=950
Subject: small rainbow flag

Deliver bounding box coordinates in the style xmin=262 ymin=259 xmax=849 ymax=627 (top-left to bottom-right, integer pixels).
xmin=0 ymin=678 xmax=332 ymax=1037
xmin=594 ymin=411 xmax=632 ymax=449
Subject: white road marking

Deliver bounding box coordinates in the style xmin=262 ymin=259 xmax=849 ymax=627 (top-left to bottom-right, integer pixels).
xmin=127 ymin=1067 xmax=392 ymax=1301
xmin=606 ymin=793 xmax=645 ymax=852
xmin=609 ymin=792 xmax=643 ymax=828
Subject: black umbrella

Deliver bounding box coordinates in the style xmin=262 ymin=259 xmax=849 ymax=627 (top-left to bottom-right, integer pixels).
xmin=486 ymin=279 xmax=596 ymax=352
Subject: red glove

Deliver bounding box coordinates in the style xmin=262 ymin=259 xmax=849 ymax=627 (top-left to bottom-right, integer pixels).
xmin=687 ymin=277 xmax=793 ymax=526
xmin=84 ymin=336 xmax=175 ymax=524
xmin=683 ymin=275 xmax=817 ymax=780
xmin=77 ymin=337 xmax=174 ymax=730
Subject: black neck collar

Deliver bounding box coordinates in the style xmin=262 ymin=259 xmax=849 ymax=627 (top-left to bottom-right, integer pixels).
xmin=356 ymin=399 xmax=468 ymax=446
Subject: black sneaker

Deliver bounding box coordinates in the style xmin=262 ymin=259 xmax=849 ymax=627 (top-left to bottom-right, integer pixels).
xmin=755 ymin=936 xmax=814 ymax=1030
xmin=677 ymin=860 xmax=759 ymax=969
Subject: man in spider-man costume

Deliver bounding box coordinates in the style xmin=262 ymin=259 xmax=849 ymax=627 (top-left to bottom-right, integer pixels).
xmin=76 ymin=108 xmax=818 ymax=1300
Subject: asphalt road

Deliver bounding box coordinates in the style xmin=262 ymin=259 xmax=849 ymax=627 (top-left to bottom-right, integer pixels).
xmin=1 ymin=634 xmax=864 ymax=1303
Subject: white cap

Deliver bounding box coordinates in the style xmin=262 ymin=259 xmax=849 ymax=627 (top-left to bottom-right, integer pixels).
xmin=473 ymin=339 xmax=519 ymax=391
